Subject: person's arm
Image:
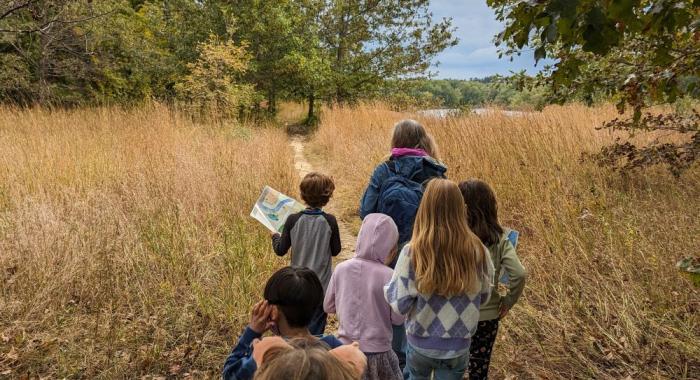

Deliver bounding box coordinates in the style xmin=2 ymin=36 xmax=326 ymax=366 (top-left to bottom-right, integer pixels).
xmin=323 ymin=213 xmax=342 ymax=257
xmin=271 ymin=213 xmax=298 ymax=256
xmin=359 ymin=164 xmax=389 ymax=219
xmin=222 ymin=300 xmax=273 ymax=380
xmin=222 ymin=327 xmax=260 ymax=380
xmin=323 ymin=270 xmax=337 ymax=314
xmin=384 ymin=246 xmax=417 ymax=316
xmin=384 ymin=271 xmax=405 ymax=325
xmin=501 ymin=241 xmax=527 ymax=309
xmin=480 ymin=247 xmax=495 ymax=305
xmin=390 ymin=306 xmax=406 ymax=325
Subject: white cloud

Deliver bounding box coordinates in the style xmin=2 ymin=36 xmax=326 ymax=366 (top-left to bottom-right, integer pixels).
xmin=429 ymin=0 xmax=546 ymax=79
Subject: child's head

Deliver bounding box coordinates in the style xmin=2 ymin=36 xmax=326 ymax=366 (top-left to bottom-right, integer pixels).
xmin=254 ymin=339 xmax=362 ymax=380
xmin=411 ymin=178 xmax=489 ymax=296
xmin=391 ymin=119 xmax=438 ymax=159
xmin=300 ymin=172 xmax=335 ymax=208
xmin=264 ymin=266 xmax=323 ymax=329
xmin=458 ymin=179 xmax=503 ymax=247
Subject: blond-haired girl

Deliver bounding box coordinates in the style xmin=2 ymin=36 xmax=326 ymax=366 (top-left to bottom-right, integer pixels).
xmin=253 ymin=338 xmax=365 ymax=380
xmin=384 ymin=179 xmax=494 ymax=380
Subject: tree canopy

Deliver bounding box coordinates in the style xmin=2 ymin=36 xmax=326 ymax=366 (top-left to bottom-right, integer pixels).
xmin=0 ymin=0 xmax=458 ymax=122
xmin=487 ymin=0 xmax=699 ymax=174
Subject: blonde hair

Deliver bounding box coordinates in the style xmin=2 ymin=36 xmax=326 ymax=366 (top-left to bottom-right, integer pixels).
xmin=254 ymin=339 xmax=359 ymax=380
xmin=410 ymin=179 xmax=489 ymax=296
xmin=391 ymin=119 xmax=439 ymax=159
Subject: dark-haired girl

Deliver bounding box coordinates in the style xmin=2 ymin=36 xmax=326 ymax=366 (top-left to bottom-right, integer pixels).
xmin=459 ymin=179 xmax=527 ymax=380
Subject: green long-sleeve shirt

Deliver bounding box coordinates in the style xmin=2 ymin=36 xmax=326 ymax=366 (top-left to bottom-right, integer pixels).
xmin=479 ymin=229 xmax=527 ymax=321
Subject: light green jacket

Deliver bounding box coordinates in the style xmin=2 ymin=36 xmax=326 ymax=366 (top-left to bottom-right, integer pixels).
xmin=479 ymin=230 xmax=527 ymax=321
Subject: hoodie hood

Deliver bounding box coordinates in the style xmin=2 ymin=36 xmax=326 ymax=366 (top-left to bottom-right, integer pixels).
xmin=355 ymin=213 xmax=399 ymax=263
xmin=390 ymin=155 xmax=447 ymax=184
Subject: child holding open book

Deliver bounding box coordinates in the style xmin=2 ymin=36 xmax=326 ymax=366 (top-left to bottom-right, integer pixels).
xmin=271 ymin=172 xmax=341 ymax=335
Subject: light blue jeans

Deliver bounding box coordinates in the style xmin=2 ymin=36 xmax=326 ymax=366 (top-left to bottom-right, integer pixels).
xmin=406 ymin=344 xmax=469 ymax=380
xmin=391 ymin=324 xmax=408 ymax=379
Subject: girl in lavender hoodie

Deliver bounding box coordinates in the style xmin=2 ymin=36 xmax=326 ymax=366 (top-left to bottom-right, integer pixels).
xmin=324 ymin=213 xmax=405 ymax=380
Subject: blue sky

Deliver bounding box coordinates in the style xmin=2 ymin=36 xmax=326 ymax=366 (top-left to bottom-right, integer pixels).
xmin=428 ymin=0 xmax=545 ymax=79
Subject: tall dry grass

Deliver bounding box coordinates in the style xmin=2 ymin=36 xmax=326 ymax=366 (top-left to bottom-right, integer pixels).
xmin=309 ymin=103 xmax=700 ymax=379
xmin=0 ymin=105 xmax=297 ymax=378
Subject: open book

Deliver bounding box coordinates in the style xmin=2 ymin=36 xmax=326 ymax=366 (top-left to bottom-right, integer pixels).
xmin=250 ymin=186 xmax=305 ymax=233
xmin=499 ymin=229 xmax=520 ymax=284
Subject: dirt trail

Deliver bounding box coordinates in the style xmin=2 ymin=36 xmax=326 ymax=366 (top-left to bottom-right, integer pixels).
xmin=289 ymin=136 xmax=356 ymax=261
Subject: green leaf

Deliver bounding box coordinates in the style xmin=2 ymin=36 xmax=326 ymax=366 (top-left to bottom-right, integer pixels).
xmin=653 ymin=45 xmax=673 ymax=66
xmin=534 ymin=12 xmax=551 ymax=28
xmin=546 ymin=23 xmax=557 ymax=43
xmin=534 ymin=46 xmax=547 ymax=63
xmin=547 ymin=0 xmax=579 ymax=20
xmin=609 ymin=0 xmax=635 ymax=20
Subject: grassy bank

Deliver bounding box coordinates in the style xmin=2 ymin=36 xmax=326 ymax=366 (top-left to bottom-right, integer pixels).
xmin=0 ymin=105 xmax=297 ymax=378
xmin=309 ymin=103 xmax=700 ymax=379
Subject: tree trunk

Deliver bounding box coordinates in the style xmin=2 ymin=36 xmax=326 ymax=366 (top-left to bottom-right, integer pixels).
xmin=335 ymin=8 xmax=349 ymax=104
xmin=37 ymin=24 xmax=50 ymax=104
xmin=307 ymin=91 xmax=315 ymax=122
xmin=268 ymin=84 xmax=277 ymax=115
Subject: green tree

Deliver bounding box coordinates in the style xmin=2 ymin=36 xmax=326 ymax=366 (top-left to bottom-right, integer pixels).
xmin=174 ymin=35 xmax=258 ymax=119
xmin=0 ymin=0 xmax=110 ymax=104
xmin=85 ymin=1 xmax=173 ymax=103
xmin=317 ymin=0 xmax=458 ymax=103
xmin=488 ymin=0 xmax=700 ymax=174
xmin=0 ymin=0 xmax=233 ymax=105
xmin=226 ymin=0 xmax=300 ymax=115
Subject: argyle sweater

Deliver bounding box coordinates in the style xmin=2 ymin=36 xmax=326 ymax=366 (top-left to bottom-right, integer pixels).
xmin=384 ymin=245 xmax=494 ymax=357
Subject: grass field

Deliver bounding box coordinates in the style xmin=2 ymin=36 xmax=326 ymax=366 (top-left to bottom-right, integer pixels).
xmin=0 ymin=105 xmax=297 ymax=378
xmin=1 ymin=103 xmax=698 ymax=379
xmin=309 ymin=103 xmax=700 ymax=379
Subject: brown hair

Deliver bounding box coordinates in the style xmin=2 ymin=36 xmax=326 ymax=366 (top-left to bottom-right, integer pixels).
xmin=254 ymin=340 xmax=359 ymax=380
xmin=410 ymin=179 xmax=489 ymax=296
xmin=458 ymin=179 xmax=503 ymax=247
xmin=391 ymin=119 xmax=439 ymax=159
xmin=300 ymin=172 xmax=335 ymax=208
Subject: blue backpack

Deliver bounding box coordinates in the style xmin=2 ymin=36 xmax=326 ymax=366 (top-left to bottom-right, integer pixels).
xmin=377 ymin=160 xmax=425 ymax=244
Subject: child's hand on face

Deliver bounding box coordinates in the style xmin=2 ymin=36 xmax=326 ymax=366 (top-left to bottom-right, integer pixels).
xmin=249 ymin=300 xmax=274 ymax=334
xmin=330 ymin=342 xmax=367 ymax=377
xmin=252 ymin=336 xmax=291 ymax=365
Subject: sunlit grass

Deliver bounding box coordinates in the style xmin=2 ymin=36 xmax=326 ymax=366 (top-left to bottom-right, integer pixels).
xmin=1 ymin=102 xmax=697 ymax=379
xmin=0 ymin=105 xmax=297 ymax=378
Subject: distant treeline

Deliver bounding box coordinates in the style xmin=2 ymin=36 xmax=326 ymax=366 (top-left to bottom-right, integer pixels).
xmin=393 ymin=77 xmax=550 ymax=111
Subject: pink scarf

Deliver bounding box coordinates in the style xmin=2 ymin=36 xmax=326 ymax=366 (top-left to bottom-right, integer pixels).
xmin=391 ymin=147 xmax=428 ymax=158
